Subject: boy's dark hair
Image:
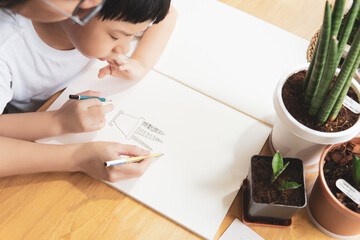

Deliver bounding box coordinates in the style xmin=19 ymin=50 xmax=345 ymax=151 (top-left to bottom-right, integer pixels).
xmin=98 ymin=0 xmax=170 ymax=24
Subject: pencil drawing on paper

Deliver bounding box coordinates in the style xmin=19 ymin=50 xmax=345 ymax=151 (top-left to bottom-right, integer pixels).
xmin=108 ymin=110 xmax=165 ymax=150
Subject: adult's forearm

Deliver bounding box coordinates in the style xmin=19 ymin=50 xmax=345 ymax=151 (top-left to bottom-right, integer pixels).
xmin=0 ymin=111 xmax=62 ymax=141
xmin=0 ymin=136 xmax=76 ymax=177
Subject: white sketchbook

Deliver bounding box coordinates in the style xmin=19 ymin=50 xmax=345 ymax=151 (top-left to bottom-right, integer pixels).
xmin=38 ymin=61 xmax=271 ymax=240
xmin=153 ymin=0 xmax=309 ymax=126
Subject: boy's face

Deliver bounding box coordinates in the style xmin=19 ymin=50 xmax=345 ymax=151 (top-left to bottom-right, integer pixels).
xmin=62 ymin=16 xmax=151 ymax=62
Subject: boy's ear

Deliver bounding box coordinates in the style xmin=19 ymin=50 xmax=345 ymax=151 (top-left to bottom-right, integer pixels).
xmin=79 ymin=0 xmax=103 ymax=9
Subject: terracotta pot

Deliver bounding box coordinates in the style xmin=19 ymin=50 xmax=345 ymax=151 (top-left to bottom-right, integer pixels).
xmin=308 ymin=138 xmax=360 ymax=239
xmin=271 ymin=64 xmax=360 ymax=167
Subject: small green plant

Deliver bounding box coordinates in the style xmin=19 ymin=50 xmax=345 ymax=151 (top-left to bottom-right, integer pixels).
xmin=353 ymin=154 xmax=360 ymax=187
xmin=271 ymin=152 xmax=301 ymax=190
xmin=304 ymin=0 xmax=360 ymax=124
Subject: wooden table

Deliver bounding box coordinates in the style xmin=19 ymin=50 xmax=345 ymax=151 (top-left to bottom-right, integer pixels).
xmin=1 ymin=1 xmax=357 ymax=239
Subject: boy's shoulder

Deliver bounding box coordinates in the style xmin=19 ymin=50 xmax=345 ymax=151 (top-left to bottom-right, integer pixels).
xmin=0 ymin=9 xmax=27 ymax=50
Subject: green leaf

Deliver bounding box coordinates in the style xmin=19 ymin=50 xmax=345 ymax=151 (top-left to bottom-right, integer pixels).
xmin=331 ymin=0 xmax=346 ymax=38
xmin=336 ymin=0 xmax=360 ymax=64
xmin=309 ymin=36 xmax=338 ymax=117
xmin=303 ymin=34 xmax=319 ymax=90
xmin=353 ymin=154 xmax=360 ymax=187
xmin=272 ymin=152 xmax=283 ymax=175
xmin=304 ymin=2 xmax=332 ymax=104
xmin=326 ymin=26 xmax=360 ymax=121
xmin=278 ymin=181 xmax=302 ymax=190
xmin=272 ymin=162 xmax=290 ymax=183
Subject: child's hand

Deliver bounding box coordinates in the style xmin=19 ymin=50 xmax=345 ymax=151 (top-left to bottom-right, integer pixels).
xmin=74 ymin=142 xmax=153 ymax=182
xmin=55 ymin=90 xmax=114 ymax=134
xmin=98 ymin=56 xmax=146 ymax=81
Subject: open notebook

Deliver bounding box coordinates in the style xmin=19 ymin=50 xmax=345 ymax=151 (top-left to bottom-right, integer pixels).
xmin=38 ymin=61 xmax=271 ymax=239
xmin=154 ymin=0 xmax=309 ymax=126
xmin=37 ymin=0 xmax=309 ymax=238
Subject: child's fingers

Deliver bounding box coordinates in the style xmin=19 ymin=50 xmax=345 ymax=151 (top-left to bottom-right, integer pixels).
xmin=113 ymin=57 xmax=128 ymax=71
xmin=107 ymin=60 xmax=116 ymax=66
xmin=116 ymin=144 xmax=150 ymax=157
xmin=105 ymin=56 xmax=126 ymax=71
xmin=79 ymin=98 xmax=103 ymax=108
xmin=98 ymin=103 xmax=114 ymax=114
xmin=82 ymin=103 xmax=114 ymax=131
xmin=110 ymin=157 xmax=153 ymax=180
xmin=114 ymin=55 xmax=127 ymax=65
xmin=76 ymin=90 xmax=102 ymax=97
xmin=98 ymin=65 xmax=112 ymax=78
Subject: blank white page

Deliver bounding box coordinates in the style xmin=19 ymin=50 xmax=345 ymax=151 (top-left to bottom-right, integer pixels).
xmin=154 ymin=0 xmax=309 ymax=125
xmin=38 ymin=63 xmax=271 ymax=239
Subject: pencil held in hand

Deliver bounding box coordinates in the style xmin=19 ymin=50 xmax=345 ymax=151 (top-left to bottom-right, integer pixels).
xmin=105 ymin=153 xmax=163 ymax=167
xmin=69 ymin=94 xmax=112 ymax=102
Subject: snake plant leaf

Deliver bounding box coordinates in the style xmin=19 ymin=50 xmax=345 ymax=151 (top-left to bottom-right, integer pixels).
xmin=278 ymin=181 xmax=302 ymax=190
xmin=323 ymin=26 xmax=360 ymax=122
xmin=309 ymin=36 xmax=338 ymax=116
xmin=272 ymin=162 xmax=290 ymax=183
xmin=353 ymin=154 xmax=360 ymax=187
xmin=329 ymin=48 xmax=360 ymax=121
xmin=331 ymin=0 xmax=346 ymax=38
xmin=336 ymin=0 xmax=360 ymax=65
xmin=304 ymin=2 xmax=332 ymax=104
xmin=303 ymin=31 xmax=320 ymax=90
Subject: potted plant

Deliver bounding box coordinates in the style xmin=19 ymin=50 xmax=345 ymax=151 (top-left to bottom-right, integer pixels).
xmin=271 ymin=0 xmax=360 ymax=167
xmin=339 ymin=0 xmax=360 ymax=81
xmin=307 ymin=138 xmax=360 ymax=238
xmin=242 ymin=152 xmax=306 ymax=226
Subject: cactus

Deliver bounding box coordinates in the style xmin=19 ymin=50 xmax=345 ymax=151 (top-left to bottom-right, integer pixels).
xmin=304 ymin=0 xmax=360 ymax=124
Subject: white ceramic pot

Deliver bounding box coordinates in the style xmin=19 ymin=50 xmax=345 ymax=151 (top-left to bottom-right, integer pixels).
xmin=271 ymin=64 xmax=360 ymax=167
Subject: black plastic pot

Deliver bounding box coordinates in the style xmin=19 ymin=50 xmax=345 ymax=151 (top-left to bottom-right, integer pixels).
xmin=246 ymin=155 xmax=307 ymax=223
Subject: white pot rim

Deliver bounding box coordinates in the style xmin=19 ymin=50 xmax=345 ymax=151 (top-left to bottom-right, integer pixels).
xmin=274 ymin=63 xmax=360 ymax=144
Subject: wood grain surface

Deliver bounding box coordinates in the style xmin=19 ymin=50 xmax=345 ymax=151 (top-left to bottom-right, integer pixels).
xmin=1 ymin=1 xmax=357 ymax=239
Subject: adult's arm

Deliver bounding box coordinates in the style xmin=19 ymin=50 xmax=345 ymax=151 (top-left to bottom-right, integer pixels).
xmin=0 ymin=136 xmax=153 ymax=181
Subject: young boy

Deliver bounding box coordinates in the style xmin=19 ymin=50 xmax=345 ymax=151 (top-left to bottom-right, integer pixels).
xmin=0 ymin=0 xmax=177 ymax=181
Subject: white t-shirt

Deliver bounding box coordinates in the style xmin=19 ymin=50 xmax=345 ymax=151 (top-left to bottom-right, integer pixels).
xmin=0 ymin=9 xmax=94 ymax=113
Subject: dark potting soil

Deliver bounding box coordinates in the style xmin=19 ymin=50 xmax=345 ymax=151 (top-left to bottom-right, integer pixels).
xmin=251 ymin=156 xmax=305 ymax=206
xmin=282 ymin=70 xmax=359 ymax=132
xmin=324 ymin=142 xmax=360 ymax=213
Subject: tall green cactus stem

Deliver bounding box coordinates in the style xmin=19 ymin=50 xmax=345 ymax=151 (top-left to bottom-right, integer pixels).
xmin=304 ymin=0 xmax=345 ymax=92
xmin=336 ymin=0 xmax=360 ymax=65
xmin=309 ymin=36 xmax=338 ymax=116
xmin=318 ymin=26 xmax=360 ymax=123
xmin=331 ymin=0 xmax=346 ymax=37
xmin=329 ymin=52 xmax=360 ymax=121
xmin=303 ymin=32 xmax=320 ymax=90
xmin=304 ymin=2 xmax=332 ymax=104
xmin=337 ymin=8 xmax=350 ymax=41
xmin=329 ymin=35 xmax=360 ymax=121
